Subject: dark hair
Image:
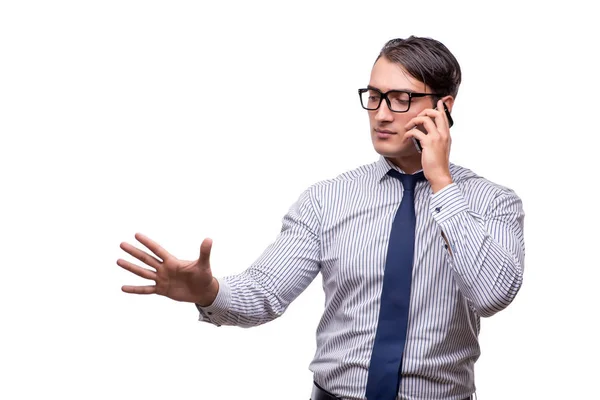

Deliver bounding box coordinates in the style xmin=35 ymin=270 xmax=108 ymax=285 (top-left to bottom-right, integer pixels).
xmin=376 ymin=36 xmax=462 ymax=99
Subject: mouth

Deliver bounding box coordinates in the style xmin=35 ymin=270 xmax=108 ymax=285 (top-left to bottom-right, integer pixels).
xmin=374 ymin=129 xmax=397 ymax=139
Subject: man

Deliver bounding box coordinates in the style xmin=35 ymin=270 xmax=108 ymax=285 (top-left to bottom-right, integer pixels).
xmin=117 ymin=36 xmax=525 ymax=400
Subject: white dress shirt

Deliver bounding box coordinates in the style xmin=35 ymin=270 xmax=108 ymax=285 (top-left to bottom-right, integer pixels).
xmin=197 ymin=156 xmax=525 ymax=400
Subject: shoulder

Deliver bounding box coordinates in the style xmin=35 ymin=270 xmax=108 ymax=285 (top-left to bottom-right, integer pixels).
xmin=448 ymin=162 xmax=523 ymax=211
xmin=450 ymin=163 xmax=518 ymax=193
xmin=308 ymin=160 xmax=380 ymax=192
xmin=294 ymin=160 xmax=380 ymax=211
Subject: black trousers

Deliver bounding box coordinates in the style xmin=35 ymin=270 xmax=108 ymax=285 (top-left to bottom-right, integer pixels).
xmin=311 ymin=381 xmax=473 ymax=400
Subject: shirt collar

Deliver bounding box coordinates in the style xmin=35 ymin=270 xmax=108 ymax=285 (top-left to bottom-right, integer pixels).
xmin=374 ymin=156 xmax=425 ymax=182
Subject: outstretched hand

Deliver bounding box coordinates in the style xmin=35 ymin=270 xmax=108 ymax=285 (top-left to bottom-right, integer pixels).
xmin=117 ymin=233 xmax=219 ymax=306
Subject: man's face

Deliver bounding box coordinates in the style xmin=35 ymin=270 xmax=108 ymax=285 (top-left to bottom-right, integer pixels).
xmin=367 ymin=57 xmax=435 ymax=161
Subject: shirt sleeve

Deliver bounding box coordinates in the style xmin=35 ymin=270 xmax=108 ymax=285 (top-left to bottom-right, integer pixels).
xmin=196 ymin=187 xmax=322 ymax=327
xmin=429 ymin=183 xmax=525 ymax=317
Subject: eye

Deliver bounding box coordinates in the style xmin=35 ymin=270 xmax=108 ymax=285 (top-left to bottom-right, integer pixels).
xmin=388 ymin=92 xmax=410 ymax=103
xmin=366 ymin=91 xmax=381 ymax=102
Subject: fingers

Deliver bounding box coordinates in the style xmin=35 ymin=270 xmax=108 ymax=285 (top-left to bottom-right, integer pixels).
xmin=419 ymin=100 xmax=448 ymax=132
xmin=120 ymin=241 xmax=162 ymax=269
xmin=198 ymin=238 xmax=213 ymax=266
xmin=134 ymin=233 xmax=172 ymax=262
xmin=405 ymin=118 xmax=450 ymax=152
xmin=431 ymin=99 xmax=449 ymax=134
xmin=405 ymin=127 xmax=428 ymax=143
xmin=121 ymin=285 xmax=157 ymax=295
xmin=405 ymin=100 xmax=449 ymax=137
xmin=116 ymin=258 xmax=158 ymax=280
xmin=406 ymin=115 xmax=438 ymax=136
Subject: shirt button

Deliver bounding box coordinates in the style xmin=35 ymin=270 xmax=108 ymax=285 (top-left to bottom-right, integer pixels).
xmin=207 ymin=312 xmax=213 ymax=315
xmin=435 ymin=207 xmax=442 ymax=213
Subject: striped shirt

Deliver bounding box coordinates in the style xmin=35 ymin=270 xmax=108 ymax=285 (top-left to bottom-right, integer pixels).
xmin=197 ymin=156 xmax=525 ymax=400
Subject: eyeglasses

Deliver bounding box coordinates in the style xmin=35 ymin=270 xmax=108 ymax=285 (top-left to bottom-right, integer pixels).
xmin=358 ymin=87 xmax=443 ymax=113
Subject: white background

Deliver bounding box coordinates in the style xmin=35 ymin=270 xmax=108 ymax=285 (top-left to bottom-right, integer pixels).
xmin=1 ymin=1 xmax=598 ymax=399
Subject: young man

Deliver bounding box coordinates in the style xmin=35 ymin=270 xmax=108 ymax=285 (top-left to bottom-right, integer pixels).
xmin=117 ymin=36 xmax=525 ymax=400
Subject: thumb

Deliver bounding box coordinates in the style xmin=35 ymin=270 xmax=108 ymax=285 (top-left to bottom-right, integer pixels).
xmin=198 ymin=238 xmax=213 ymax=266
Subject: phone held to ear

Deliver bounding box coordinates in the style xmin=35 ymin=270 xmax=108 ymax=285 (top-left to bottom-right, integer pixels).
xmin=412 ymin=102 xmax=454 ymax=153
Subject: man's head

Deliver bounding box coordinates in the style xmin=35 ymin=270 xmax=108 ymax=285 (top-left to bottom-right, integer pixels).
xmin=363 ymin=36 xmax=462 ymax=170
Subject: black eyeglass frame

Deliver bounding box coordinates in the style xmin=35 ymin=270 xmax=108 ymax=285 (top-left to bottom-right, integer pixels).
xmin=358 ymin=87 xmax=445 ymax=113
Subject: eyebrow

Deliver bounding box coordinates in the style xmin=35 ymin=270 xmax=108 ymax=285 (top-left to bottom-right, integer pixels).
xmin=366 ymin=85 xmax=415 ymax=93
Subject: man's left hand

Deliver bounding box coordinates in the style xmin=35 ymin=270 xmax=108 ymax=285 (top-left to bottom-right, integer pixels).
xmin=405 ymin=99 xmax=453 ymax=193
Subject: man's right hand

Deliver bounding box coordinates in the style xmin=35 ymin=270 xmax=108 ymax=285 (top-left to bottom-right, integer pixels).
xmin=117 ymin=233 xmax=219 ymax=306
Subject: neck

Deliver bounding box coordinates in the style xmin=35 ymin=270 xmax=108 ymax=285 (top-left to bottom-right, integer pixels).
xmin=387 ymin=154 xmax=422 ymax=174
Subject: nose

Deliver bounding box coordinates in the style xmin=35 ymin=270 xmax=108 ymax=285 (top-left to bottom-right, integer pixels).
xmin=374 ymin=101 xmax=394 ymax=122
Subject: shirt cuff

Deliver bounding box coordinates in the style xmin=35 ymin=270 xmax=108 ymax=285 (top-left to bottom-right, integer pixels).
xmin=195 ymin=278 xmax=231 ymax=326
xmin=429 ymin=183 xmax=470 ymax=224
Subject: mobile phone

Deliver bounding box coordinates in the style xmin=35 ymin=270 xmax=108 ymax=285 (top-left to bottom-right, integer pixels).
xmin=412 ymin=102 xmax=454 ymax=153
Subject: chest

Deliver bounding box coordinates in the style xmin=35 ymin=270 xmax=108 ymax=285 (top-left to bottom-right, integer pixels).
xmin=318 ymin=184 xmax=446 ymax=289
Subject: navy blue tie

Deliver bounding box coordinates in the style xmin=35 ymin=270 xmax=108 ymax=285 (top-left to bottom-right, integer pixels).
xmin=365 ymin=169 xmax=426 ymax=400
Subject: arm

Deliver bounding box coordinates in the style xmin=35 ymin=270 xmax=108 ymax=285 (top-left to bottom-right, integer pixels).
xmin=197 ymin=188 xmax=322 ymax=327
xmin=405 ymin=101 xmax=525 ymax=317
xmin=430 ymin=183 xmax=525 ymax=317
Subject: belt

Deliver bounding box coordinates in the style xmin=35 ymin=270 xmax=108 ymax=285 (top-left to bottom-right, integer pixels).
xmin=311 ymin=382 xmax=473 ymax=400
xmin=311 ymin=382 xmax=341 ymax=400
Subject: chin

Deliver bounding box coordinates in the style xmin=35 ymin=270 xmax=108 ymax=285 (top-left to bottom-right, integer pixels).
xmin=372 ymin=138 xmax=415 ymax=158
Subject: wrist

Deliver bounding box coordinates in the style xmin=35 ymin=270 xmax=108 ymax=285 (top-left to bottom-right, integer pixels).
xmin=430 ymin=175 xmax=453 ymax=193
xmin=196 ymin=278 xmax=219 ymax=307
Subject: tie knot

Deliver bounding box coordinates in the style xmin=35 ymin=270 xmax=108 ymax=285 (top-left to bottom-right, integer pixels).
xmin=387 ymin=169 xmax=425 ymax=192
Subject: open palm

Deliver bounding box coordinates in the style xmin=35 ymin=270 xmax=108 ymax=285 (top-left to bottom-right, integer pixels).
xmin=117 ymin=233 xmax=217 ymax=304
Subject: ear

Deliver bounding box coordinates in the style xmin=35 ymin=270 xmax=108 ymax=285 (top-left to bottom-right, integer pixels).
xmin=441 ymin=95 xmax=455 ymax=113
